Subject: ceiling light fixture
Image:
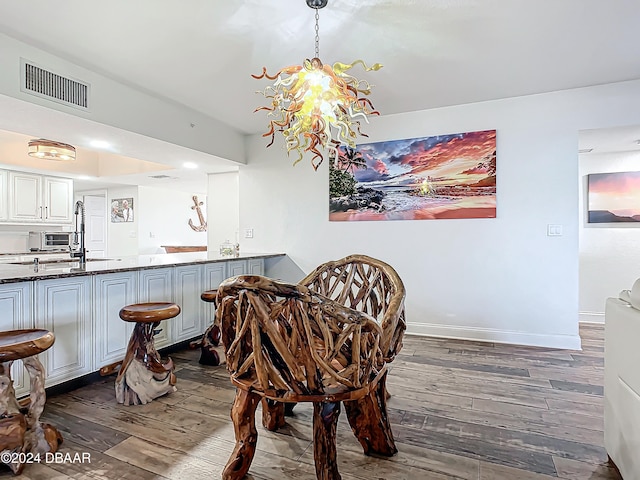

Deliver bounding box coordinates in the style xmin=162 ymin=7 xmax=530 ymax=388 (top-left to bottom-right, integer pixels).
xmin=90 ymin=140 xmax=110 ymax=149
xmin=183 ymin=162 xmax=198 ymax=169
xmin=28 ymin=138 xmax=76 ymax=161
xmin=253 ymin=0 xmax=382 ymax=170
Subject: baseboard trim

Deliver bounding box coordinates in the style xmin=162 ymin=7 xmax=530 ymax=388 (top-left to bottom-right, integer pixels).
xmin=579 ymin=311 xmax=605 ymax=323
xmin=406 ymin=322 xmax=582 ymax=350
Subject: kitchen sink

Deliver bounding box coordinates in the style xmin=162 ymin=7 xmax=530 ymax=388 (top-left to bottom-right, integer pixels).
xmin=8 ymin=258 xmax=119 ymax=265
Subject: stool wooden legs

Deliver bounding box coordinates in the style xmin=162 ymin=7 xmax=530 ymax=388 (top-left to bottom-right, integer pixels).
xmin=22 ymin=356 xmax=63 ymax=455
xmin=222 ymin=389 xmax=260 ymax=480
xmin=313 ymin=401 xmax=342 ymax=480
xmin=115 ymin=322 xmax=176 ymax=406
xmin=344 ymin=371 xmax=397 ymax=457
xmin=0 ymin=358 xmax=62 ymax=475
xmin=0 ymin=361 xmax=25 ymax=475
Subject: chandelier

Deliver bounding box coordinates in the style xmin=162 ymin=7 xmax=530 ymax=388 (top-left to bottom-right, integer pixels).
xmin=253 ymin=0 xmax=382 ymax=170
xmin=27 ymin=138 xmax=76 ymax=161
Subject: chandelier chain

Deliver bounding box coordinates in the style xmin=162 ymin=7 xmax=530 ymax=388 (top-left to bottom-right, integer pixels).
xmin=314 ymin=9 xmax=320 ymax=58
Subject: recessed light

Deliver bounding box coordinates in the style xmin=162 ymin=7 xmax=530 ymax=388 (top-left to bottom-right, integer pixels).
xmin=77 ymin=175 xmax=92 ymax=180
xmin=90 ymin=140 xmax=110 ymax=149
xmin=183 ymin=162 xmax=198 ymax=169
xmin=578 ymin=148 xmax=593 ymax=154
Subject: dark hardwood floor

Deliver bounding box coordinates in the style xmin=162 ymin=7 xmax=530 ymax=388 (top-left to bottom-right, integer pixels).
xmin=2 ymin=323 xmax=620 ymax=479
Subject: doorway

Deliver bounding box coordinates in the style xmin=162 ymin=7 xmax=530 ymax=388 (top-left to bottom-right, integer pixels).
xmin=82 ymin=193 xmax=107 ymax=258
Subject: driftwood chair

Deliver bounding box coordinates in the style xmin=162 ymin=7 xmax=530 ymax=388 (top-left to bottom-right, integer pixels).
xmin=216 ymin=254 xmax=406 ymax=480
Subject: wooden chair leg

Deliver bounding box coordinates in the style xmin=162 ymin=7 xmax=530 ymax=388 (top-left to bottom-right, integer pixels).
xmin=312 ymin=401 xmax=341 ymax=480
xmin=261 ymin=398 xmax=285 ymax=431
xmin=222 ymin=389 xmax=261 ymax=480
xmin=344 ymin=371 xmax=397 ymax=457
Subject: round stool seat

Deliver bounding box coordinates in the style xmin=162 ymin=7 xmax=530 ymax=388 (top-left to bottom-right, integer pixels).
xmin=201 ymin=289 xmax=217 ymax=303
xmin=119 ymin=302 xmax=181 ymax=323
xmin=0 ymin=329 xmax=55 ymax=362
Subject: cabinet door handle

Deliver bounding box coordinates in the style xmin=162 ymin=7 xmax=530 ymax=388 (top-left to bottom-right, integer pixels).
xmin=39 ymin=206 xmax=43 ymax=219
xmin=45 ymin=206 xmax=48 ymax=219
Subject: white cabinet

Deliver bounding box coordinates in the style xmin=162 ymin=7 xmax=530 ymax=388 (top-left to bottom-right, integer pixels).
xmin=248 ymin=258 xmax=265 ymax=275
xmin=227 ymin=259 xmax=264 ymax=277
xmin=93 ymin=272 xmax=137 ymax=368
xmin=227 ymin=260 xmax=248 ymax=277
xmin=35 ymin=276 xmax=92 ymax=386
xmin=138 ymin=268 xmax=173 ymax=349
xmin=43 ymin=176 xmax=73 ymax=223
xmin=203 ymin=262 xmax=226 ymax=327
xmin=173 ymin=264 xmax=204 ymax=342
xmin=0 ymin=170 xmax=7 ymax=221
xmin=0 ymin=283 xmax=32 ymax=398
xmin=7 ymin=171 xmax=73 ymax=224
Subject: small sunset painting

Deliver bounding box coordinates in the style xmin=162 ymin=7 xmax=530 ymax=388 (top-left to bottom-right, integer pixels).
xmin=587 ymin=171 xmax=640 ymax=223
xmin=329 ymin=129 xmax=497 ymax=221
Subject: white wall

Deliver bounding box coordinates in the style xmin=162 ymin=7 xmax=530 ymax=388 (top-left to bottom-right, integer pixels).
xmin=207 ymin=172 xmax=239 ymax=254
xmin=138 ymin=186 xmax=207 ymax=254
xmin=106 ymin=186 xmax=138 ymax=257
xmin=238 ymin=79 xmax=640 ymax=349
xmin=579 ymin=150 xmax=640 ymax=322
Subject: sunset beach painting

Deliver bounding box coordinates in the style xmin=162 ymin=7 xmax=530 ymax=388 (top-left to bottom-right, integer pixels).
xmin=329 ymin=129 xmax=496 ymax=221
xmin=587 ymin=171 xmax=640 ymax=223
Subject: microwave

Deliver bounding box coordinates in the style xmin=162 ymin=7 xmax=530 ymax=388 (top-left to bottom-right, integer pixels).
xmin=28 ymin=231 xmax=73 ymax=251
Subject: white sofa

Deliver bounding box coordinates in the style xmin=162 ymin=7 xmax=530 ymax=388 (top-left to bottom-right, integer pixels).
xmin=605 ymin=280 xmax=640 ymax=480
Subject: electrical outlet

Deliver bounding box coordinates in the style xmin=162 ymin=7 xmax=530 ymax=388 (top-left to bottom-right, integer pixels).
xmin=244 ymin=228 xmax=254 ymax=239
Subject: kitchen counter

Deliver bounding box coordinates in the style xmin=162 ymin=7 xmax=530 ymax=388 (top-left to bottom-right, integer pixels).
xmin=1 ymin=251 xmax=281 ymax=396
xmin=0 ymin=251 xmax=284 ymax=284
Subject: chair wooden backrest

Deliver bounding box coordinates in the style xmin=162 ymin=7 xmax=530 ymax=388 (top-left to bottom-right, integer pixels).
xmin=215 ymin=275 xmax=386 ymax=400
xmin=300 ymin=254 xmax=406 ymax=363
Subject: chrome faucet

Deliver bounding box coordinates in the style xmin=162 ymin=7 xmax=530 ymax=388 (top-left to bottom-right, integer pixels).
xmin=70 ymin=200 xmax=86 ymax=265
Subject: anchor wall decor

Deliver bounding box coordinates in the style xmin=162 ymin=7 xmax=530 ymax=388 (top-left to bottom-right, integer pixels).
xmin=188 ymin=195 xmax=207 ymax=232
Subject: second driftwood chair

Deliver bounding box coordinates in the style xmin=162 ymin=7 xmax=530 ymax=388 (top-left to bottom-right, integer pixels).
xmin=216 ymin=254 xmax=406 ymax=480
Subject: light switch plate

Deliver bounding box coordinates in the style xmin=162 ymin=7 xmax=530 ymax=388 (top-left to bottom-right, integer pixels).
xmin=547 ymin=224 xmax=563 ymax=236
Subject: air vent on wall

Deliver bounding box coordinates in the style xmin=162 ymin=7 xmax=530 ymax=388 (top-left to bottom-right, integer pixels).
xmin=149 ymin=175 xmax=172 ymax=179
xmin=21 ymin=59 xmax=89 ymax=110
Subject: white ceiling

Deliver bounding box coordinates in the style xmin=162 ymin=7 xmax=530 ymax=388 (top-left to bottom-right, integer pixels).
xmin=0 ymin=0 xmax=639 ymax=186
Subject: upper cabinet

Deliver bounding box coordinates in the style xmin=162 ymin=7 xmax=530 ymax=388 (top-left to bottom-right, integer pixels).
xmin=0 ymin=170 xmax=7 ymax=221
xmin=5 ymin=171 xmax=73 ymax=224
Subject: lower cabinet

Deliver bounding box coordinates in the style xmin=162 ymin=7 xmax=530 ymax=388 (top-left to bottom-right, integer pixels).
xmin=173 ymin=264 xmax=204 ymax=342
xmin=248 ymin=258 xmax=264 ymax=275
xmin=228 ymin=258 xmax=264 ymax=277
xmin=203 ymin=262 xmax=226 ymax=327
xmin=93 ymin=272 xmax=137 ymax=368
xmin=227 ymin=259 xmax=247 ymax=277
xmin=36 ymin=276 xmax=92 ymax=387
xmin=138 ymin=267 xmax=173 ymax=349
xmin=0 ymin=283 xmax=32 ymax=398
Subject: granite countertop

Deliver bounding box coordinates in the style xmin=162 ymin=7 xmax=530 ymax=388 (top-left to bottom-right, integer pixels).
xmin=0 ymin=252 xmax=285 ymax=284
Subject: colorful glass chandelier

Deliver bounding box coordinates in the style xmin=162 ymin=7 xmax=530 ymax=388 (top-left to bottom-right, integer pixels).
xmin=253 ymin=0 xmax=382 ymax=170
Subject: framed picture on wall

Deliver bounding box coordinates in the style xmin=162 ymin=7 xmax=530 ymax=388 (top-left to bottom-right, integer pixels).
xmin=111 ymin=197 xmax=134 ymax=222
xmin=329 ymin=129 xmax=496 ymax=221
xmin=587 ymin=171 xmax=640 ymax=223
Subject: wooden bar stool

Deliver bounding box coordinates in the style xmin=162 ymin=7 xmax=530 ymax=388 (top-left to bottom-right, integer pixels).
xmin=0 ymin=329 xmax=63 ymax=475
xmin=115 ymin=302 xmax=180 ymax=406
xmin=189 ymin=290 xmax=223 ymax=366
